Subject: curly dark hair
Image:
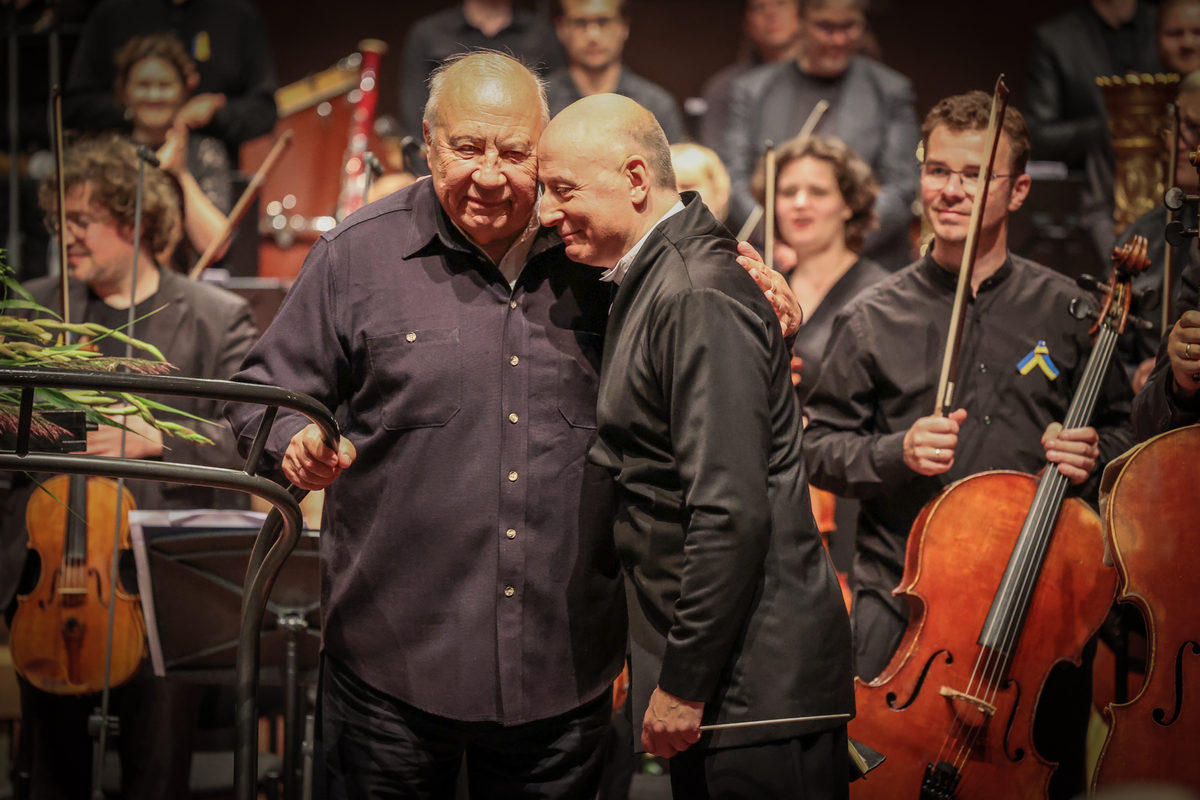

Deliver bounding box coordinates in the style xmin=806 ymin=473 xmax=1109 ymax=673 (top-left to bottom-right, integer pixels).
xmin=751 ymin=134 xmax=878 ymax=251
xmin=920 ymin=90 xmax=1031 ymax=175
xmin=113 ymin=33 xmax=193 ymax=104
xmin=38 ymin=134 xmax=181 ymax=256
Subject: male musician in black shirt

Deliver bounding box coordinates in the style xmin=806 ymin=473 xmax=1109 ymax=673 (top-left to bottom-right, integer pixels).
xmin=802 ymin=91 xmax=1134 ymax=798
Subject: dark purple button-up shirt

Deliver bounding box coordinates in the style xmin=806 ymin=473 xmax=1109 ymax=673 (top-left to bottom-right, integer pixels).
xmin=227 ymin=179 xmax=625 ymax=724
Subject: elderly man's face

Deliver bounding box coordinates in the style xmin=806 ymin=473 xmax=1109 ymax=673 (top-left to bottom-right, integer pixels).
xmin=424 ymin=77 xmax=544 ymax=257
xmin=538 ymin=131 xmax=637 ymax=269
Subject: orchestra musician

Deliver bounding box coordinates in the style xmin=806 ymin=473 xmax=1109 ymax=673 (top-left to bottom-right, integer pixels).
xmin=0 ymin=135 xmax=255 ymax=799
xmin=802 ymin=91 xmax=1135 ymax=799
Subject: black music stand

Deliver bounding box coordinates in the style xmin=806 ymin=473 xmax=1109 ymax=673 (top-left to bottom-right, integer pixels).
xmin=130 ymin=510 xmax=320 ymax=800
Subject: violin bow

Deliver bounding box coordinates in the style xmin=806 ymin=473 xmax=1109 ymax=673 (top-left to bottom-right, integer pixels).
xmin=1164 ymin=102 xmax=1180 ymax=334
xmin=932 ymin=74 xmax=1010 ymax=417
xmin=51 ymin=86 xmax=71 ymax=337
xmin=763 ymin=140 xmax=776 ymax=269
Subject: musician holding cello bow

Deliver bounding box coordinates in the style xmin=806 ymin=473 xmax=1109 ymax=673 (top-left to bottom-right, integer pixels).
xmin=0 ymin=135 xmax=255 ymax=799
xmin=802 ymin=92 xmax=1135 ymax=798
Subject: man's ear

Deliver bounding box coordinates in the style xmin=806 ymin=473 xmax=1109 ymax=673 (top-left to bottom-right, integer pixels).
xmin=626 ymin=155 xmax=650 ymax=205
xmin=1007 ymin=172 xmax=1032 ymax=213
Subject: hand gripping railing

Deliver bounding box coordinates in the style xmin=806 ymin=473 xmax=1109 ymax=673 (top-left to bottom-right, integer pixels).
xmin=0 ymin=367 xmax=338 ymax=800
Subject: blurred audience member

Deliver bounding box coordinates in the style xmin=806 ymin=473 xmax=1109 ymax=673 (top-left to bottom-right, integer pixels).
xmin=115 ymin=34 xmax=232 ymax=270
xmin=698 ymin=0 xmax=801 ymax=151
xmin=1115 ymin=70 xmax=1200 ymax=390
xmin=545 ymin=0 xmax=687 ymax=142
xmin=722 ymin=0 xmax=918 ymax=271
xmin=1025 ymin=0 xmax=1161 ymax=263
xmin=398 ymin=0 xmax=565 ymax=139
xmin=752 ymin=135 xmax=886 ymax=400
xmin=1159 ymin=0 xmax=1200 ymax=74
xmin=671 ymin=142 xmax=731 ymax=224
xmin=64 ymin=0 xmax=277 ymax=162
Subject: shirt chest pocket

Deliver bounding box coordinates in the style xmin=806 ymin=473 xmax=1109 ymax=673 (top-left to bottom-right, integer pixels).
xmin=366 ymin=328 xmax=462 ymax=430
xmin=558 ymin=331 xmax=602 ymax=430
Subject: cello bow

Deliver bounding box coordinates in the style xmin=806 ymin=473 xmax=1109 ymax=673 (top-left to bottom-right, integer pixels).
xmin=932 ymin=75 xmax=1010 ymax=417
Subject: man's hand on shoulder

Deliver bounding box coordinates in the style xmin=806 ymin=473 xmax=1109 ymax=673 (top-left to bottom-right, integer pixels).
xmin=902 ymin=409 xmax=966 ymax=476
xmin=642 ymin=686 xmax=704 ymax=759
xmin=283 ymin=423 xmax=356 ymax=490
xmin=737 ymin=240 xmax=802 ymax=338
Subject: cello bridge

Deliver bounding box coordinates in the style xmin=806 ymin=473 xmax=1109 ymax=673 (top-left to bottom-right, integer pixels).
xmin=939 ymin=685 xmax=996 ymax=728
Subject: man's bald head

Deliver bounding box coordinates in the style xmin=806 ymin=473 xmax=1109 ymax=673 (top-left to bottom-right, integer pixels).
xmin=423 ymin=50 xmax=549 ymax=137
xmin=538 ymin=94 xmax=680 ymax=268
xmin=543 ymin=93 xmax=676 ymax=189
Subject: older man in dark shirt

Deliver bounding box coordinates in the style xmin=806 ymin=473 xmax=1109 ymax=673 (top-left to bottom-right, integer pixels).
xmin=226 ymin=51 xmax=796 ymax=799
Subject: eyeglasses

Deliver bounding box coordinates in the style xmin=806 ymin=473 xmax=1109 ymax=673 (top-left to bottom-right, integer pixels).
xmin=564 ymin=15 xmax=622 ymax=32
xmin=43 ymin=210 xmax=110 ymax=237
xmin=921 ymin=163 xmax=1012 ymax=195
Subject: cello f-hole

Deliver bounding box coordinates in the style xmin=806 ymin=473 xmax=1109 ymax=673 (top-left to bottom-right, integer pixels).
xmin=1152 ymin=640 xmax=1200 ymax=727
xmin=889 ymin=649 xmax=955 ymax=710
xmin=1000 ymin=678 xmax=1026 ymax=763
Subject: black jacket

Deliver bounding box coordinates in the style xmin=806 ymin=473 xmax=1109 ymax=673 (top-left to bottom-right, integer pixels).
xmin=591 ymin=193 xmax=854 ymax=750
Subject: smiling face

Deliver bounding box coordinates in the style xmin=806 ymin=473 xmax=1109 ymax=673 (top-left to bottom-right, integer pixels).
xmin=123 ymin=56 xmax=187 ymax=134
xmin=774 ymin=155 xmax=851 ymax=254
xmin=537 ymin=121 xmax=640 ymax=269
xmin=57 ymin=182 xmax=135 ymax=295
xmin=921 ymin=125 xmax=1030 ymax=261
xmin=424 ymin=72 xmax=544 ymax=262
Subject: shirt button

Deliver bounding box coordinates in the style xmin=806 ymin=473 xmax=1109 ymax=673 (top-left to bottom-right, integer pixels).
xmin=405 ymin=332 xmax=417 ymax=343
xmin=503 ymin=586 xmax=515 ymax=597
xmin=508 ymin=412 xmax=518 ymax=423
xmin=508 ymin=470 xmax=518 ymax=482
xmin=983 ymin=415 xmax=992 ymax=425
xmin=978 ymin=363 xmax=987 ymax=373
xmin=510 ymin=300 xmax=518 ymax=309
xmin=506 ymin=528 xmax=517 ymax=539
xmin=509 ymin=355 xmax=520 ymax=366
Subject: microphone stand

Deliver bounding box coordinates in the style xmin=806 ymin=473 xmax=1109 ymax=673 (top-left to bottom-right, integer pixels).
xmin=88 ymin=143 xmax=160 ymax=800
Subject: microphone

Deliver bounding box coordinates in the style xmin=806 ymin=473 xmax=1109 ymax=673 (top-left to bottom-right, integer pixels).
xmin=135 ymin=145 xmax=160 ymax=168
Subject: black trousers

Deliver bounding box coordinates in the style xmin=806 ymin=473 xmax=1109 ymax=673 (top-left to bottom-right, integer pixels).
xmin=15 ymin=668 xmax=202 ymax=800
xmin=669 ymin=726 xmax=849 ymax=800
xmin=319 ymin=657 xmax=612 ymax=800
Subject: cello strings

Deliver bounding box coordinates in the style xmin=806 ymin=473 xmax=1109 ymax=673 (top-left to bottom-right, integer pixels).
xmin=949 ymin=326 xmax=1116 ymax=777
xmin=936 ymin=324 xmax=1118 ymax=780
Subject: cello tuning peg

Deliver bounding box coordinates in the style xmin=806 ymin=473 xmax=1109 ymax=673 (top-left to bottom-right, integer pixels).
xmin=1165 ymin=219 xmax=1199 ymax=247
xmin=1068 ymin=296 xmax=1097 ymax=321
xmin=1163 ymin=185 xmax=1200 ymax=211
xmin=1125 ymin=313 xmax=1156 ymax=332
xmin=1134 ymin=286 xmax=1160 ymax=311
xmin=1075 ymin=274 xmax=1107 ymax=293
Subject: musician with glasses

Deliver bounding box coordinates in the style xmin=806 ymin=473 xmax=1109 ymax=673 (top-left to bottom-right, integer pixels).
xmin=721 ymin=0 xmax=919 ymax=270
xmin=543 ymin=0 xmax=686 ymax=143
xmin=801 ymin=91 xmax=1133 ymax=798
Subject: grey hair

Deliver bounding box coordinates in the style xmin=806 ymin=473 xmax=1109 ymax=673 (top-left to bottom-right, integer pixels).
xmin=423 ymin=50 xmax=550 ymax=135
xmin=628 ymin=109 xmax=676 ymax=189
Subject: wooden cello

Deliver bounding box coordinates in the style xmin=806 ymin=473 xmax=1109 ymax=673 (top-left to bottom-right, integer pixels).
xmin=845 ymin=78 xmax=1148 ymax=792
xmin=1091 ymin=423 xmax=1200 ymax=793
xmin=9 ymin=90 xmax=146 ymax=694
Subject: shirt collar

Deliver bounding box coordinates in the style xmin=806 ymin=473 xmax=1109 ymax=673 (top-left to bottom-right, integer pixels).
xmin=600 ymin=200 xmax=685 ymax=285
xmin=922 ymin=250 xmax=1014 ymax=293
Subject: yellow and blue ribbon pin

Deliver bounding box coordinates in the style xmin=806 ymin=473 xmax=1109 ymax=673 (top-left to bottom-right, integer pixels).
xmin=1017 ymin=339 xmax=1059 ymax=380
